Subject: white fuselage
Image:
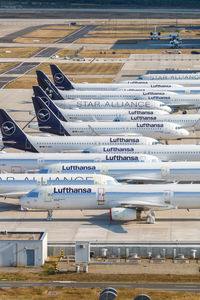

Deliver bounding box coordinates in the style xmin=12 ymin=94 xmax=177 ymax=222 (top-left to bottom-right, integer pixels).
xmin=53 ymin=99 xmax=171 ymax=112
xmin=87 ymin=144 xmax=200 ymax=162
xmin=42 ymin=161 xmax=200 ymax=182
xmin=123 ymin=79 xmax=200 ymax=87
xmin=141 ymin=73 xmax=200 ymax=80
xmin=22 ymin=135 xmax=159 ymax=153
xmin=0 ymin=173 xmax=116 ymax=198
xmin=56 ymin=120 xmax=188 ymax=139
xmin=49 ymin=108 xmax=169 ymax=122
xmin=19 ymin=183 xmax=200 ymax=210
xmin=0 ymin=152 xmax=159 ymax=173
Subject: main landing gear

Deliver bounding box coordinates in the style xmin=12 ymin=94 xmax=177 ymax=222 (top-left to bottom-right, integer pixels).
xmin=146 ymin=210 xmax=156 ymax=224
xmin=47 ymin=209 xmax=53 ymax=221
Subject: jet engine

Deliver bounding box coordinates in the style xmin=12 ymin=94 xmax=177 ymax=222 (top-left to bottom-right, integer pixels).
xmin=110 ymin=207 xmax=141 ymax=221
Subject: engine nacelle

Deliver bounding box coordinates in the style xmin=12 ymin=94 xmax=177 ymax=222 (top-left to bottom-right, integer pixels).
xmin=110 ymin=207 xmax=141 ymax=221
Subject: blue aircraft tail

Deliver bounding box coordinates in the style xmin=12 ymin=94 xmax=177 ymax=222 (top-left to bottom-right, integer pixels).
xmin=32 ymin=97 xmax=70 ymax=136
xmin=50 ymin=64 xmax=74 ymax=90
xmin=36 ymin=70 xmax=64 ymax=100
xmin=32 ymin=87 xmax=67 ymax=122
xmin=0 ymin=109 xmax=37 ymax=152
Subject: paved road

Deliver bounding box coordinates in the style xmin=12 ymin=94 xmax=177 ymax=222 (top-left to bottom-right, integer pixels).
xmin=0 ymin=281 xmax=199 ymax=292
xmin=6 ymin=62 xmax=40 ymax=74
xmin=57 ymin=25 xmax=97 ymax=43
xmin=0 ymin=76 xmax=17 ymax=88
xmin=112 ymin=38 xmax=200 ymax=50
xmin=34 ymin=47 xmax=60 ymax=57
xmin=0 ymin=25 xmax=48 ymax=43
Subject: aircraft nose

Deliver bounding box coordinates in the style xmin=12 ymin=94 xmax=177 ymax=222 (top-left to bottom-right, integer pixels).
xmin=181 ymin=129 xmax=189 ymax=136
xmin=163 ymin=106 xmax=172 ymax=113
xmin=19 ymin=196 xmax=29 ymax=208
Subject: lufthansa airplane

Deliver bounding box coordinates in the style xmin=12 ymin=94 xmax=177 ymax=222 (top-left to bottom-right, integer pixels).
xmin=32 ymin=86 xmax=169 ymax=121
xmin=0 ymin=152 xmax=160 ymax=173
xmin=86 ymin=144 xmax=200 ymax=161
xmin=0 ymin=110 xmax=158 ymax=153
xmin=33 ymin=84 xmax=171 ymax=112
xmin=140 ymin=72 xmax=200 ymax=80
xmin=36 ymin=70 xmax=181 ymax=100
xmin=50 ymin=64 xmax=184 ymax=91
xmin=0 ymin=173 xmax=117 ymax=199
xmin=39 ymin=161 xmax=200 ymax=183
xmin=32 ymin=97 xmax=188 ymax=139
xmin=32 ymin=89 xmax=200 ymax=129
xmin=19 ymin=183 xmax=200 ymax=223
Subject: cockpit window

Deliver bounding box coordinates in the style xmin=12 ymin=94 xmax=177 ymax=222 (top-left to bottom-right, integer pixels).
xmin=28 ymin=191 xmax=39 ymax=197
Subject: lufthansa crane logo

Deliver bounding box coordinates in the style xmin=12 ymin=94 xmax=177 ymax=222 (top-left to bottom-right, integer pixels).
xmin=54 ymin=73 xmax=64 ymax=84
xmin=1 ymin=121 xmax=16 ymax=136
xmin=37 ymin=108 xmax=50 ymax=122
xmin=40 ymin=96 xmax=50 ymax=106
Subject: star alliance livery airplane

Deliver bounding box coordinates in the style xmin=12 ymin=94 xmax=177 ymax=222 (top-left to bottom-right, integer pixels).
xmin=0 ymin=173 xmax=116 ymax=199
xmin=50 ymin=64 xmax=184 ymax=91
xmin=32 ymin=86 xmax=169 ymax=122
xmin=33 ymin=83 xmax=171 ymax=112
xmin=32 ymin=96 xmax=189 ymax=139
xmin=0 ymin=109 xmax=158 ymax=153
xmin=19 ymin=183 xmax=200 ymax=223
xmin=32 ymin=89 xmax=200 ymax=130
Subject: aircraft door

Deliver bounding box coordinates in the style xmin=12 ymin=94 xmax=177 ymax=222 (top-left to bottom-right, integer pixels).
xmin=38 ymin=158 xmax=44 ymax=168
xmin=100 ymin=164 xmax=108 ymax=175
xmin=164 ymin=190 xmax=174 ymax=204
xmin=97 ymin=187 xmax=105 ymax=206
xmin=161 ymin=167 xmax=170 ymax=179
xmin=43 ymin=189 xmax=52 ymax=202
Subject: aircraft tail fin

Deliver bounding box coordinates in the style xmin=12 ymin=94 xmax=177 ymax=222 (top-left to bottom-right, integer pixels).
xmin=36 ymin=70 xmax=64 ymax=100
xmin=50 ymin=64 xmax=74 ymax=90
xmin=32 ymin=96 xmax=70 ymax=136
xmin=0 ymin=109 xmax=37 ymax=152
xmin=32 ymin=90 xmax=67 ymax=122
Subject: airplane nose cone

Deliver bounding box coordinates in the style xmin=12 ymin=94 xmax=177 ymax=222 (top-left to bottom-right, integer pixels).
xmin=19 ymin=196 xmax=28 ymax=208
xmin=181 ymin=129 xmax=189 ymax=136
xmin=163 ymin=106 xmax=172 ymax=113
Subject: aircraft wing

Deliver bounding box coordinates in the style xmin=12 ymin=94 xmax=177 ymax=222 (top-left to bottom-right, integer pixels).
xmin=0 ymin=191 xmax=28 ymax=198
xmin=120 ymin=200 xmax=176 ymax=210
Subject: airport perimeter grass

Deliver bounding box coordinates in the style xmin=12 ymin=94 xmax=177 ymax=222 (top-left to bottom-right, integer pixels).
xmin=14 ymin=37 xmax=60 ymax=44
xmin=5 ymin=76 xmax=113 ymax=89
xmin=23 ymin=29 xmax=74 ymax=38
xmin=0 ymin=287 xmax=198 ymax=300
xmin=0 ymin=47 xmax=42 ymax=58
xmin=28 ymin=62 xmax=123 ymax=75
xmin=75 ymin=37 xmax=138 ymax=44
xmin=0 ymin=62 xmax=18 ymax=73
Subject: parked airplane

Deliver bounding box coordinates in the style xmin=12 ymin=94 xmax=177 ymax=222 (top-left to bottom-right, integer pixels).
xmin=32 ymin=97 xmax=188 ymax=139
xmin=85 ymin=144 xmax=200 ymax=161
xmin=32 ymin=89 xmax=200 ymax=129
xmin=39 ymin=161 xmax=200 ymax=183
xmin=120 ymin=79 xmax=200 ymax=88
xmin=0 ymin=152 xmax=160 ymax=173
xmin=50 ymin=64 xmax=183 ymax=91
xmin=19 ymin=183 xmax=200 ymax=223
xmin=33 ymin=86 xmax=171 ymax=112
xmin=0 ymin=110 xmax=158 ymax=153
xmin=140 ymin=72 xmax=200 ymax=80
xmin=36 ymin=70 xmax=181 ymax=100
xmin=0 ymin=173 xmax=117 ymax=199
xmin=149 ymin=26 xmax=161 ymax=39
xmin=169 ymin=38 xmax=183 ymax=49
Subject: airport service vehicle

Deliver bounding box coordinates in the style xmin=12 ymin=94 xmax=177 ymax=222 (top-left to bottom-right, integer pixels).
xmin=0 ymin=110 xmax=158 ymax=153
xmin=0 ymin=173 xmax=116 ymax=199
xmin=0 ymin=152 xmax=160 ymax=173
xmin=140 ymin=72 xmax=200 ymax=80
xmin=32 ymin=97 xmax=188 ymax=139
xmin=39 ymin=161 xmax=200 ymax=183
xmin=19 ymin=183 xmax=200 ymax=223
xmin=36 ymin=70 xmax=181 ymax=101
xmin=85 ymin=144 xmax=200 ymax=161
xmin=50 ymin=64 xmax=184 ymax=91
